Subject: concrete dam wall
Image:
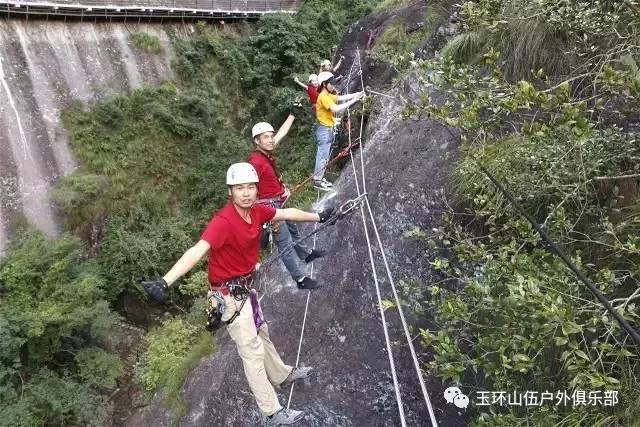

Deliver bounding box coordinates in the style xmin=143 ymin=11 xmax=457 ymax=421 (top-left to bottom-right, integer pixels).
xmin=0 ymin=20 xmax=178 ymax=254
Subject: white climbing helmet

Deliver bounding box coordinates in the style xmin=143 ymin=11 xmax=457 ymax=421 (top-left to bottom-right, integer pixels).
xmin=320 ymin=59 xmax=331 ymax=68
xmin=251 ymin=122 xmax=275 ymax=138
xmin=317 ymin=71 xmax=334 ymax=86
xmin=226 ymin=162 xmax=259 ymax=185
xmin=308 ymin=73 xmax=318 ymax=82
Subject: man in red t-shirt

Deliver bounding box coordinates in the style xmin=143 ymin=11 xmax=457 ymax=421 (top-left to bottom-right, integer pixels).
xmin=248 ymin=119 xmax=327 ymax=290
xmin=142 ymin=163 xmax=336 ymax=425
xmin=293 ymin=74 xmax=319 ymax=113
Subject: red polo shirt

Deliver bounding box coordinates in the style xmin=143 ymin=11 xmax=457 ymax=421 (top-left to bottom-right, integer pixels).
xmin=200 ymin=202 xmax=276 ymax=287
xmin=307 ymin=84 xmax=319 ymax=113
xmin=248 ymin=151 xmax=285 ymax=199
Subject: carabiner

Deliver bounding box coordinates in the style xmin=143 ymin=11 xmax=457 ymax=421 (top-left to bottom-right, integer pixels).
xmin=338 ymin=193 xmax=367 ymax=216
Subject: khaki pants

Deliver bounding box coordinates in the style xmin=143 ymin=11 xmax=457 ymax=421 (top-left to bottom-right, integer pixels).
xmin=222 ymin=293 xmax=292 ymax=416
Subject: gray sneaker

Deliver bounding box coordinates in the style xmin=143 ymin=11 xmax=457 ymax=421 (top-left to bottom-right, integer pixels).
xmin=313 ymin=180 xmax=333 ymax=192
xmin=265 ymin=408 xmax=305 ymax=425
xmin=280 ymin=366 xmax=314 ymax=387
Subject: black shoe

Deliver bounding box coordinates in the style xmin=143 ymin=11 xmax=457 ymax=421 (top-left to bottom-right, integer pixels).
xmin=304 ymin=249 xmax=326 ymax=264
xmin=296 ymin=276 xmax=321 ymax=290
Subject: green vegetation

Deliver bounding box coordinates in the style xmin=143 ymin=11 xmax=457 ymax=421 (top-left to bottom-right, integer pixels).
xmin=136 ymin=318 xmax=213 ymax=421
xmin=129 ymin=31 xmax=164 ymax=54
xmin=372 ymin=0 xmax=455 ymax=69
xmin=372 ymin=18 xmax=426 ymax=65
xmin=373 ymin=0 xmax=411 ymax=12
xmin=0 ymin=230 xmax=121 ymax=426
xmin=404 ymin=0 xmax=640 ymax=424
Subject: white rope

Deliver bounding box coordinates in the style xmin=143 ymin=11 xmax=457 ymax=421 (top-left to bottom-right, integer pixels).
xmin=286 ymin=190 xmax=319 ymax=409
xmin=345 ymin=59 xmax=407 ymax=426
xmin=280 ymin=59 xmax=352 ymax=407
xmin=355 ymin=48 xmax=439 ymax=426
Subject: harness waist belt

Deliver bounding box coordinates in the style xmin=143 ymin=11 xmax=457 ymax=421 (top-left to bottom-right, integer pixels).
xmin=211 ymin=272 xmax=255 ymax=296
xmin=256 ymin=193 xmax=286 ymax=205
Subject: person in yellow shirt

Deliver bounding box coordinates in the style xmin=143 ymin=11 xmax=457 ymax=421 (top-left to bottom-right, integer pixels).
xmin=313 ymin=71 xmax=365 ymax=191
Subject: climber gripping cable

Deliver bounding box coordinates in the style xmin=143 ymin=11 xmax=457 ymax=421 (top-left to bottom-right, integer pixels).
xmin=249 ymin=116 xmax=328 ymax=290
xmin=313 ymin=71 xmax=365 ymax=191
xmin=141 ymin=162 xmax=339 ymax=426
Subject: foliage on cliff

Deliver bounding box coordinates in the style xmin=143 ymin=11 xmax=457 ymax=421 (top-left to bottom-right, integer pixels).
xmin=405 ymin=0 xmax=640 ymax=424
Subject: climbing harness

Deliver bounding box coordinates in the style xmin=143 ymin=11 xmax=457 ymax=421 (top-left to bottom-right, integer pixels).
xmin=258 ymin=192 xmax=289 ymax=251
xmin=208 ymin=273 xmax=256 ymax=327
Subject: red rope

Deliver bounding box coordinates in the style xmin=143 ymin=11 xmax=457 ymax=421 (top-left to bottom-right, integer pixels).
xmin=289 ymin=138 xmax=361 ymax=195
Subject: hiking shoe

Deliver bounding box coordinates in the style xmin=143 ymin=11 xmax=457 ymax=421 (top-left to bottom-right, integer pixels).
xmin=296 ymin=276 xmax=321 ymax=290
xmin=280 ymin=366 xmax=314 ymax=388
xmin=313 ymin=180 xmax=333 ymax=192
xmin=265 ymin=408 xmax=305 ymax=426
xmin=304 ymin=249 xmax=326 ymax=264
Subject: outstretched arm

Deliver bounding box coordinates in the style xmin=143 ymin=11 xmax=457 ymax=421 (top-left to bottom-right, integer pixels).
xmin=332 ymin=55 xmax=344 ymax=72
xmin=274 ymin=114 xmax=296 ymax=147
xmin=329 ymin=92 xmax=364 ymax=114
xmin=273 ymin=208 xmax=320 ymax=223
xmin=337 ymin=91 xmax=363 ymax=102
xmin=273 ymin=207 xmax=335 ymax=223
xmin=293 ymin=77 xmax=307 ymax=90
xmin=163 ymin=240 xmax=211 ymax=286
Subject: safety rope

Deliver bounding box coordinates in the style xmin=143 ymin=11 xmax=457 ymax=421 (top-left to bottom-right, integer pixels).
xmin=342 ymin=54 xmax=407 ymax=426
xmin=284 ymin=57 xmax=386 ymax=413
xmin=255 ymin=198 xmax=363 ymax=296
xmin=288 ymin=137 xmax=361 ymax=195
xmin=354 ymin=48 xmax=439 ymax=426
xmin=478 ymin=162 xmax=640 ymax=347
xmin=286 ymin=189 xmax=320 ymax=409
xmin=263 ymin=50 xmax=441 ymax=423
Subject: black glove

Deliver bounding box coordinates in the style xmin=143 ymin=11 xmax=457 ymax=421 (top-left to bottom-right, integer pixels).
xmin=288 ymin=96 xmax=305 ymax=117
xmin=142 ymin=278 xmax=168 ymax=304
xmin=318 ymin=207 xmax=337 ymax=224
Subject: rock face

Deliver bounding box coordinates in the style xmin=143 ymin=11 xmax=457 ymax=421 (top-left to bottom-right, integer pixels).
xmin=127 ymin=56 xmax=467 ymax=427
xmin=0 ymin=20 xmax=180 ymax=255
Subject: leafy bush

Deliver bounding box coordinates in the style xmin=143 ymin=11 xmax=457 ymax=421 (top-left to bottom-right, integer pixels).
xmin=129 ymin=32 xmax=164 ymax=54
xmin=371 ymin=1 xmax=455 ymax=70
xmin=441 ymin=0 xmax=639 ymax=80
xmin=0 ymin=230 xmax=119 ymax=425
xmin=97 ymin=216 xmax=196 ymax=301
xmin=135 ymin=318 xmax=213 ymax=420
xmin=0 ymin=368 xmax=111 ymax=426
xmin=373 ymin=0 xmax=412 ymax=12
xmin=405 ymin=1 xmax=640 ymax=423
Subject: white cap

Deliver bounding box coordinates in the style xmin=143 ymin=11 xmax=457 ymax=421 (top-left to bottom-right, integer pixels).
xmin=317 ymin=71 xmax=334 ymax=85
xmin=308 ymin=73 xmax=318 ymax=82
xmin=226 ymin=163 xmax=259 ymax=185
xmin=320 ymin=59 xmax=331 ymax=67
xmin=251 ymin=122 xmax=275 ymax=138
